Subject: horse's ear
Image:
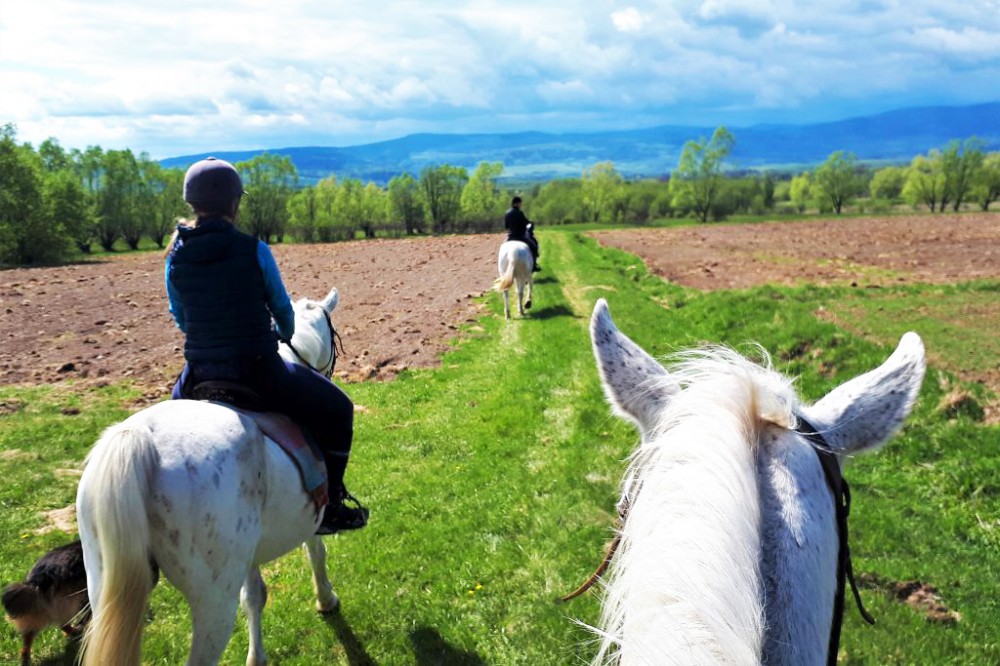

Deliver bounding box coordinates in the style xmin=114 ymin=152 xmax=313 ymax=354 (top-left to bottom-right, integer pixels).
xmin=591 ymin=299 xmax=676 ymax=437
xmin=800 ymin=332 xmax=926 ymax=456
xmin=321 ymin=288 xmax=339 ymax=314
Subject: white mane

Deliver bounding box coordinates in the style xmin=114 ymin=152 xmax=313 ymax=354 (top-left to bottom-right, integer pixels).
xmin=594 ymin=347 xmax=796 ymax=665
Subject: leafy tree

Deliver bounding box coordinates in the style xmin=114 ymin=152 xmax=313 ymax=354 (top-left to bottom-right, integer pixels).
xmin=869 ymin=166 xmax=906 ymax=201
xmin=44 ymin=169 xmax=92 ymax=254
xmin=388 ymin=173 xmax=425 ymax=235
xmin=287 ymin=185 xmax=320 ymax=242
xmin=582 ymin=161 xmax=626 ymax=223
xmin=38 ymin=138 xmax=72 ymax=172
xmin=814 ymin=151 xmax=861 ymax=215
xmin=902 ymin=153 xmax=945 ymax=212
xmin=96 ymin=149 xmax=143 ymax=251
xmin=789 ymin=173 xmax=812 ymax=213
xmin=460 ymin=161 xmax=505 ymax=230
xmin=333 ymin=177 xmax=364 ymax=240
xmin=358 ymin=181 xmax=387 ymax=238
xmin=238 ymin=153 xmax=298 ymax=243
xmin=0 ymin=125 xmax=68 ymax=264
xmin=940 ymin=138 xmax=985 ymax=212
xmin=970 ymin=152 xmax=1000 ymax=211
xmin=669 ymin=127 xmax=735 ymax=222
xmin=533 ymin=179 xmax=583 ymax=224
xmin=419 ymin=164 xmax=467 ymax=234
xmin=621 ymin=179 xmax=667 ymax=223
xmin=314 ymin=177 xmax=346 ymax=241
xmin=147 ymin=165 xmax=186 ymax=248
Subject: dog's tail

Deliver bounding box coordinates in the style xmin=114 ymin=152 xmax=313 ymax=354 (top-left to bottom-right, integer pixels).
xmin=2 ymin=582 xmax=43 ymax=620
xmin=77 ymin=422 xmax=159 ymax=666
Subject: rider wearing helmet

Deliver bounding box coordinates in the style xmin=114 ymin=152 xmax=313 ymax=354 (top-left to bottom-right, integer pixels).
xmin=503 ymin=196 xmax=540 ymax=272
xmin=165 ymin=157 xmax=368 ymax=535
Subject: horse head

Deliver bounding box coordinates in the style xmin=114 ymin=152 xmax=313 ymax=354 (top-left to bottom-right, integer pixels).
xmin=280 ymin=287 xmax=341 ymax=377
xmin=586 ymin=298 xmax=925 ymax=665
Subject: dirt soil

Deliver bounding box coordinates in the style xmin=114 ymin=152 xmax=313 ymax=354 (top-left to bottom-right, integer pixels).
xmin=1 ymin=214 xmax=997 ymax=402
xmin=592 ymin=213 xmax=999 ymax=291
xmin=593 ymin=212 xmax=1000 ymax=419
xmin=0 ymin=235 xmax=500 ymax=397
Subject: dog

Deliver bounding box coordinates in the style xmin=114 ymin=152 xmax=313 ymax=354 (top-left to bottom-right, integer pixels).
xmin=3 ymin=540 xmax=89 ymax=666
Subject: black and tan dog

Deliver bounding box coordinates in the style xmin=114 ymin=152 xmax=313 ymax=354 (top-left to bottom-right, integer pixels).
xmin=3 ymin=540 xmax=89 ymax=666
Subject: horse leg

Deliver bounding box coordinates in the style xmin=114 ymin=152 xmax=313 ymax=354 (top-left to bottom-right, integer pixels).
xmin=184 ymin=569 xmax=244 ymax=666
xmin=516 ymin=280 xmax=525 ymax=316
xmin=524 ymin=276 xmax=533 ymax=311
xmin=502 ymin=289 xmax=511 ymax=320
xmin=241 ymin=568 xmax=268 ymax=666
xmin=303 ymin=537 xmax=339 ymax=613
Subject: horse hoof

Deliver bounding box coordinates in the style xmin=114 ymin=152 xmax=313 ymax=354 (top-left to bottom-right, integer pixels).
xmin=317 ymin=595 xmax=340 ymax=614
xmin=525 ymin=300 xmax=532 ymax=310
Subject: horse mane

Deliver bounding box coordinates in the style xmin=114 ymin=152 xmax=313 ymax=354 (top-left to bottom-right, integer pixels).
xmin=593 ymin=345 xmax=799 ymax=665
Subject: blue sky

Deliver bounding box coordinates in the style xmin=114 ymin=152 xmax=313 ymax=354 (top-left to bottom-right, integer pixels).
xmin=1 ymin=0 xmax=998 ymax=159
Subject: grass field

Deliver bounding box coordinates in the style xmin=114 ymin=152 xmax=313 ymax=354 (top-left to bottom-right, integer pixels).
xmin=1 ymin=228 xmax=998 ymax=664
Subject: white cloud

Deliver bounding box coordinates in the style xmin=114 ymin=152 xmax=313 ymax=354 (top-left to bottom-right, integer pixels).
xmin=612 ymin=7 xmax=645 ymax=32
xmin=0 ymin=0 xmax=997 ymax=157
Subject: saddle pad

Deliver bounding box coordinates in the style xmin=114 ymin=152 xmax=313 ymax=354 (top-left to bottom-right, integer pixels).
xmin=236 ymin=409 xmax=329 ymax=511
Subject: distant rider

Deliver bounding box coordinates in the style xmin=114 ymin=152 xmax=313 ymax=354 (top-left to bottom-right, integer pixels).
xmin=164 ymin=157 xmax=368 ymax=535
xmin=504 ymin=196 xmax=541 ymax=272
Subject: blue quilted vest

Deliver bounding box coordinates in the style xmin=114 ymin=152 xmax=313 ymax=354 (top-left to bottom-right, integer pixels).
xmin=168 ymin=218 xmax=278 ymax=362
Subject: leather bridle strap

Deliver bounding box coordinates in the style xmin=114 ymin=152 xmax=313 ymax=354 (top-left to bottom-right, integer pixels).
xmin=797 ymin=417 xmax=876 ymax=666
xmin=282 ymin=313 xmax=342 ymax=379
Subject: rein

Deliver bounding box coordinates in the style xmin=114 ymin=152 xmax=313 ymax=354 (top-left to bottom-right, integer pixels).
xmin=282 ymin=312 xmax=343 ymax=379
xmin=796 ymin=416 xmax=876 ymax=666
xmin=560 ymin=419 xmax=875 ymax=666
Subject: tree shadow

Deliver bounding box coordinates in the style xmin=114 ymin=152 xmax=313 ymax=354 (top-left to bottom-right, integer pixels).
xmin=409 ymin=627 xmax=487 ymax=666
xmin=526 ymin=304 xmax=578 ymax=320
xmin=323 ymin=609 xmax=378 ymax=665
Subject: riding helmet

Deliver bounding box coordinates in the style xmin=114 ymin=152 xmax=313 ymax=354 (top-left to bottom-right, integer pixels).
xmin=183 ymin=157 xmax=244 ymax=212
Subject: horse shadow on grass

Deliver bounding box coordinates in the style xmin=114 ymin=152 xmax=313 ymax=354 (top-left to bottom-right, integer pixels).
xmin=324 ymin=610 xmax=378 ymax=665
xmin=410 ymin=627 xmax=487 ymax=665
xmin=526 ymin=304 xmax=577 ymax=320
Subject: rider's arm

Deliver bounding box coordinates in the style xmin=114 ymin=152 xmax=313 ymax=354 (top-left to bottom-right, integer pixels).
xmin=164 ymin=254 xmax=186 ymax=332
xmin=257 ymin=241 xmax=295 ymax=341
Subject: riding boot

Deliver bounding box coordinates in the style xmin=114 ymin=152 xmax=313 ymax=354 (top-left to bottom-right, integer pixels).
xmin=316 ymin=452 xmax=369 ymax=535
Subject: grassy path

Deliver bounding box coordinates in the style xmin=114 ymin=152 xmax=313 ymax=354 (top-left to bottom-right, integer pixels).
xmin=1 ymin=229 xmax=997 ymax=664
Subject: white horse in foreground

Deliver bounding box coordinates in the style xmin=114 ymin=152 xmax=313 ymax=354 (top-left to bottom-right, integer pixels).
xmin=76 ymin=288 xmax=343 ymax=666
xmin=496 ymin=239 xmax=534 ymax=319
xmin=585 ymin=299 xmax=925 ymax=665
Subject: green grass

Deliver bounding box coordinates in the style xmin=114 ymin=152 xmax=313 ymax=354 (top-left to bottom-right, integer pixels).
xmin=1 ymin=229 xmax=997 ymax=664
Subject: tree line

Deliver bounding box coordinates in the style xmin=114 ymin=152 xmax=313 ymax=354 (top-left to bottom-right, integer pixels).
xmin=2 ymin=122 xmax=998 ymax=267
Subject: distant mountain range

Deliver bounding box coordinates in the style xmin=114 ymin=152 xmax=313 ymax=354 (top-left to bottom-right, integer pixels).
xmin=160 ymin=102 xmax=1000 ymax=184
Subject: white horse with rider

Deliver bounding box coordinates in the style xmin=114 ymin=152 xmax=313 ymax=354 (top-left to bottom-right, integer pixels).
xmin=76 ymin=288 xmax=345 ymax=666
xmin=496 ymin=226 xmax=535 ymax=319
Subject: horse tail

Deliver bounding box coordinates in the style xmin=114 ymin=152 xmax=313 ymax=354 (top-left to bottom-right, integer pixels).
xmin=498 ymin=252 xmax=516 ymax=291
xmin=78 ymin=422 xmax=159 ymax=666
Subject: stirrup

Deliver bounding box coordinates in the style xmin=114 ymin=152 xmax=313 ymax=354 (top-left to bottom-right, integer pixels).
xmin=316 ymin=492 xmax=369 ymax=535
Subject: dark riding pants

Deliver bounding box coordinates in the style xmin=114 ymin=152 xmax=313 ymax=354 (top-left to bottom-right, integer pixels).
xmin=172 ymin=352 xmax=353 ymax=486
xmin=507 ymin=233 xmax=539 ymax=264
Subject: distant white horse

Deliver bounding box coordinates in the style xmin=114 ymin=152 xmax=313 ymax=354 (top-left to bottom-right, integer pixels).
xmin=583 ymin=299 xmax=925 ymax=665
xmin=76 ymin=288 xmax=343 ymax=666
xmin=496 ymin=238 xmax=534 ymax=319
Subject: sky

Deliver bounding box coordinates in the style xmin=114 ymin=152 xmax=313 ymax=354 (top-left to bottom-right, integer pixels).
xmin=1 ymin=0 xmax=998 ymax=159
